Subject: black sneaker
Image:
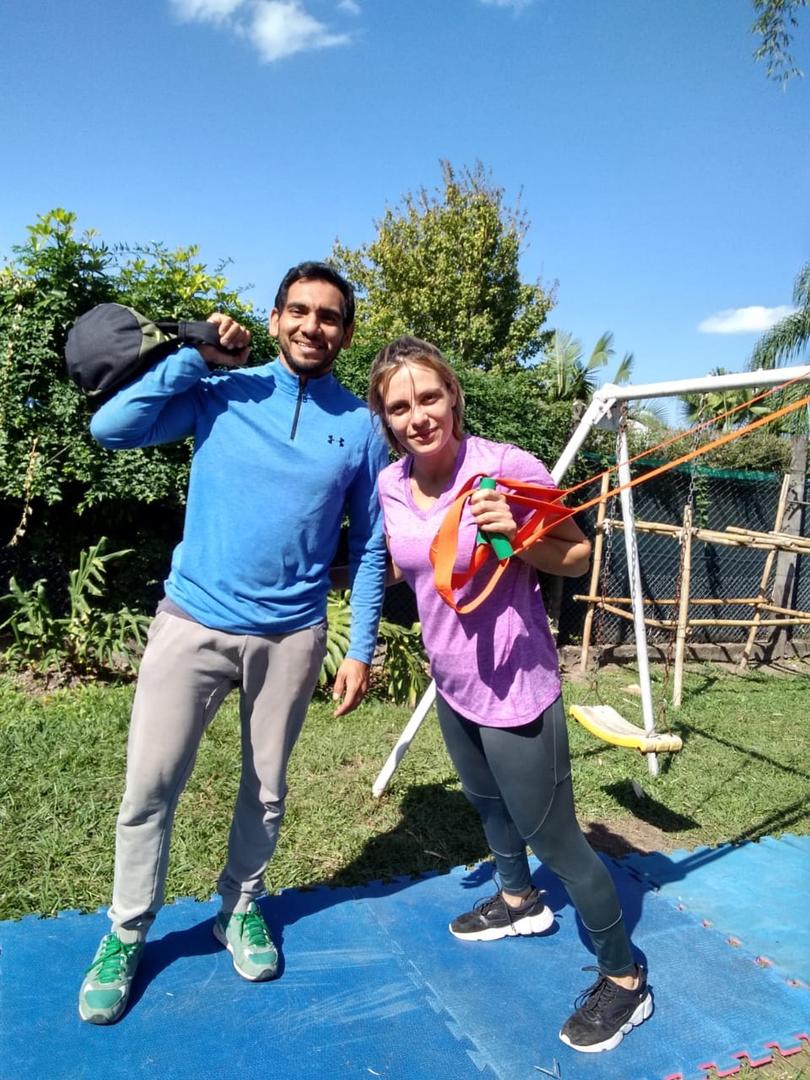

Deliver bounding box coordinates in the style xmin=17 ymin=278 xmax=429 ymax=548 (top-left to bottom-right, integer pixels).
xmin=449 ymin=888 xmax=554 ymax=941
xmin=559 ymin=965 xmax=652 ymax=1053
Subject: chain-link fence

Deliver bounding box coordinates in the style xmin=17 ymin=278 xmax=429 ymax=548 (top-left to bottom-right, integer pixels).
xmin=558 ymin=463 xmax=810 ymax=648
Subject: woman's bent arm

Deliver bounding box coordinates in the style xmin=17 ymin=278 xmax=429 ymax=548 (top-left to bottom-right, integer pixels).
xmin=517 ymin=515 xmax=591 ymax=578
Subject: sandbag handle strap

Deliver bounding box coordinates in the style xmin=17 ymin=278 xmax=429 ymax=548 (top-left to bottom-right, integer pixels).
xmin=155 ymin=320 xmax=223 ymax=348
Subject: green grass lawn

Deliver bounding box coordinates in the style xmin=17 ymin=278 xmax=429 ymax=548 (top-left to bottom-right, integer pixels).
xmin=2 ymin=662 xmax=809 ymax=1078
xmin=2 ymin=661 xmax=808 ymax=919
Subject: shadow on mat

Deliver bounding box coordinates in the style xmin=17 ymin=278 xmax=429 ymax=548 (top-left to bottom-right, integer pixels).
xmin=293 ymin=781 xmax=649 ymax=977
xmin=131 ymin=783 xmax=652 ymax=999
xmin=126 ymin=917 xmax=222 ymax=1012
xmin=126 ymin=783 xmax=486 ymax=1000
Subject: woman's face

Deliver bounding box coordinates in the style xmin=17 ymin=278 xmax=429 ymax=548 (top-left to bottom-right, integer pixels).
xmin=382 ymin=362 xmax=458 ymax=461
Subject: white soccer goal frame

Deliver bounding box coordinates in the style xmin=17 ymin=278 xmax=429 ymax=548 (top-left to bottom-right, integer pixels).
xmin=372 ymin=362 xmax=810 ymax=795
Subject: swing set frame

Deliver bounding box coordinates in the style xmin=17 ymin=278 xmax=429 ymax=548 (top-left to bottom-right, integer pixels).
xmin=372 ymin=362 xmax=810 ymax=795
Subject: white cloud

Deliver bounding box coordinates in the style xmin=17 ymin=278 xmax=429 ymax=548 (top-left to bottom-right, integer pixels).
xmin=170 ymin=0 xmax=247 ymax=20
xmin=337 ymin=0 xmax=361 ymax=14
xmin=698 ymin=305 xmax=795 ymax=334
xmin=250 ymin=1 xmax=350 ymax=62
xmin=479 ymin=0 xmax=535 ymax=10
xmin=169 ymin=0 xmax=351 ymax=62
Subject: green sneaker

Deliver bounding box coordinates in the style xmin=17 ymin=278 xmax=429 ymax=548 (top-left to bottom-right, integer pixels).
xmin=78 ymin=932 xmax=143 ymax=1024
xmin=213 ymin=902 xmax=278 ymax=981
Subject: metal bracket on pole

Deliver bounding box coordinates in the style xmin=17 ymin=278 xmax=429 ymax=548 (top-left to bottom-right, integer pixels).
xmin=592 ymin=396 xmax=620 ymax=432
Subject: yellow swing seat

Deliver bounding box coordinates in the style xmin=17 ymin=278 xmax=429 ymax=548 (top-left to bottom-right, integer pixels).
xmin=568 ymin=704 xmax=683 ymax=754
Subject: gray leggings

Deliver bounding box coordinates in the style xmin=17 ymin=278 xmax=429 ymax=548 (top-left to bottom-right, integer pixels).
xmin=436 ymin=693 xmax=635 ymax=976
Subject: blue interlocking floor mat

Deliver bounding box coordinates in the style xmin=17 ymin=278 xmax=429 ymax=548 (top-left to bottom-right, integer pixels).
xmin=618 ymin=834 xmax=810 ymax=989
xmin=1 ymin=842 xmax=808 ymax=1080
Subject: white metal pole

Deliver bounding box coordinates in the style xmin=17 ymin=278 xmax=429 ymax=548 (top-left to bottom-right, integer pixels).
xmin=616 ymin=419 xmax=659 ymax=778
xmin=371 ymin=681 xmax=436 ymax=798
xmin=595 ymin=364 xmax=810 ymax=403
xmin=550 ymin=396 xmax=617 ymax=484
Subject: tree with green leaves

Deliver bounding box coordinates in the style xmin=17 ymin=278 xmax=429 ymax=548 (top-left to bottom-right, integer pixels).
xmin=0 ymin=209 xmax=275 ymax=617
xmin=458 ymin=366 xmax=576 ymax=469
xmin=751 ymin=0 xmax=808 ymax=85
xmin=678 ymin=367 xmax=760 ymax=431
xmin=331 ymin=161 xmax=554 ymax=371
xmin=531 ymin=328 xmax=666 ymax=443
xmin=0 ymin=210 xmax=115 ymax=510
xmin=745 ymin=262 xmax=810 ymax=436
xmin=0 ymin=209 xmax=272 ymax=516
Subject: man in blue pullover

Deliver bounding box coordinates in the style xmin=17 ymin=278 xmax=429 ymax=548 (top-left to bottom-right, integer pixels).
xmin=78 ymin=262 xmax=388 ymax=1025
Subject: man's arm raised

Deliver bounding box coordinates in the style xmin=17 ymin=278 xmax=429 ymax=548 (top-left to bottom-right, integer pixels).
xmin=90 ymin=314 xmax=251 ymax=449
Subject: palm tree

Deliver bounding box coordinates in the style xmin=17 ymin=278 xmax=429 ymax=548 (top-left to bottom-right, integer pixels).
xmin=538 ymin=329 xmax=666 ymax=440
xmin=748 ymin=263 xmax=810 ymax=435
xmin=540 ymin=330 xmax=633 ymax=402
xmin=750 ymin=262 xmax=810 ymax=369
xmin=679 ymin=367 xmax=757 ymax=431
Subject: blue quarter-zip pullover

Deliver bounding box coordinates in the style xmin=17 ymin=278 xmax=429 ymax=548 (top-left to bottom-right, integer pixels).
xmin=91 ymin=348 xmax=388 ymax=662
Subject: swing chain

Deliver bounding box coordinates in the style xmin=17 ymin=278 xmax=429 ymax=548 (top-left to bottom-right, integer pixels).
xmin=661 ymin=408 xmax=704 ymax=710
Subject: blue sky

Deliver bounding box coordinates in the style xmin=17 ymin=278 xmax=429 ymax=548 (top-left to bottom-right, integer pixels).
xmin=2 ymin=0 xmax=808 ymax=398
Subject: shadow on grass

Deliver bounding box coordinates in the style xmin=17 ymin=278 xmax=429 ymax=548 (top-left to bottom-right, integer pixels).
xmin=580 ymin=820 xmax=652 ymax=859
xmin=326 ymin=781 xmax=491 ymax=888
xmin=595 ymin=728 xmax=809 ymax=854
xmin=569 ymin=741 xmax=615 ymax=763
xmin=728 ymin=797 xmax=810 ymax=844
xmin=603 ymin=780 xmax=700 ymax=834
xmin=674 ymin=672 xmax=720 ymax=705
xmin=599 ymin=795 xmax=810 ymax=903
xmin=678 ymin=666 xmax=810 ymax=707
xmin=676 ymin=720 xmax=810 ymax=781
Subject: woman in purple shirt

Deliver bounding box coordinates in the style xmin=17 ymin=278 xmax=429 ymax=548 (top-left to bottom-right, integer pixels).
xmin=369 ymin=336 xmax=652 ymax=1055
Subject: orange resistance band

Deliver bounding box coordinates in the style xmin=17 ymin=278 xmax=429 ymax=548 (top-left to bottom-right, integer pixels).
xmin=430 ymin=389 xmax=810 ymax=614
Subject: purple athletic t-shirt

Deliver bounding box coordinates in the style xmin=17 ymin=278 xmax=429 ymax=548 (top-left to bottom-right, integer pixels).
xmin=378 ymin=435 xmax=562 ymax=727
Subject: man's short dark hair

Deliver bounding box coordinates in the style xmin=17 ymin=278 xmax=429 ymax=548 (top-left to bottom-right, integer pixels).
xmin=274 ymin=262 xmax=356 ymax=328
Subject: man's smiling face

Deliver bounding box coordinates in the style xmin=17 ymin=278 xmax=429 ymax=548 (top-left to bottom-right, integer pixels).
xmin=269 ymin=278 xmax=354 ymax=377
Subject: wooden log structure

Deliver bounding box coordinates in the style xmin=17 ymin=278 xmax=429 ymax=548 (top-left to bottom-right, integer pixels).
xmin=579 ymin=471 xmax=611 ymax=673
xmin=605 ymin=517 xmax=810 ymax=553
xmin=574 ymin=595 xmax=810 ymax=627
xmin=574 ymin=594 xmax=810 ymax=613
xmin=576 ymin=470 xmax=809 ymax=692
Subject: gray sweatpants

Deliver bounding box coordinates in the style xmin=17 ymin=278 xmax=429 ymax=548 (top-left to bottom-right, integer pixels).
xmin=109 ymin=611 xmax=326 ymax=943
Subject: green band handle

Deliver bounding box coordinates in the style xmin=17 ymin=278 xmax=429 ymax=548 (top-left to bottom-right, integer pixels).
xmin=475 ymin=478 xmax=514 ymax=560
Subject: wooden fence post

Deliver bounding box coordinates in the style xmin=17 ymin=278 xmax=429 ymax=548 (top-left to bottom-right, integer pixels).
xmin=770 ymin=435 xmax=808 ymax=659
xmin=672 ymin=503 xmax=693 ymax=708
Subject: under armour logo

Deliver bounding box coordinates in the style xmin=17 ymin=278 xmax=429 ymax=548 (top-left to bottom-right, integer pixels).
xmin=327 ymin=434 xmax=345 ymax=447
